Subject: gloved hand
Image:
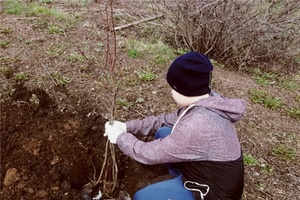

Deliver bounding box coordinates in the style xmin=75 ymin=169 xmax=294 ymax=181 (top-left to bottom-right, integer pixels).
xmin=104 ymin=121 xmax=126 ymax=144
xmin=105 ymin=120 xmax=126 ymax=132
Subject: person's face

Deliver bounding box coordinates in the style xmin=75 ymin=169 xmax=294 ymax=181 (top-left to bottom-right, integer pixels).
xmin=171 ymin=89 xmax=190 ymax=107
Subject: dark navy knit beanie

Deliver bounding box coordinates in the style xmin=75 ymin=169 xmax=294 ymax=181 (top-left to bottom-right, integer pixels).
xmin=166 ymin=52 xmax=213 ymax=97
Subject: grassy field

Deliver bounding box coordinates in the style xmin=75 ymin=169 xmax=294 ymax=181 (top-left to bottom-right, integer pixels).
xmin=1 ymin=1 xmax=299 ymax=200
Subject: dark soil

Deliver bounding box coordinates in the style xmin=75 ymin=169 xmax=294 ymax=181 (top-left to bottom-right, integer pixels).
xmin=1 ymin=83 xmax=170 ymax=199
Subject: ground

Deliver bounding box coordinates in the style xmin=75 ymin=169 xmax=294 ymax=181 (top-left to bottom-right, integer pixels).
xmin=1 ymin=83 xmax=169 ymax=200
xmin=1 ymin=1 xmax=299 ymax=200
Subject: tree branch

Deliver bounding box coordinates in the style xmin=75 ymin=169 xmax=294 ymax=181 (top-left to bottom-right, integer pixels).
xmin=113 ymin=14 xmax=164 ymax=31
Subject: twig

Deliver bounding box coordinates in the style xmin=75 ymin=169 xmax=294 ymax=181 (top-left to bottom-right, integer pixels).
xmin=113 ymin=14 xmax=164 ymax=31
xmin=190 ymin=0 xmax=224 ymax=17
xmin=96 ymin=138 xmax=110 ymax=184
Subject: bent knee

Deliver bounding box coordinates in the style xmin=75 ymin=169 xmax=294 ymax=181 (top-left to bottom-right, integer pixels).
xmin=133 ymin=189 xmax=147 ymax=200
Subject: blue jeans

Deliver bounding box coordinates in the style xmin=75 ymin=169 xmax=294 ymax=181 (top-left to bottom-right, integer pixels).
xmin=133 ymin=175 xmax=194 ymax=200
xmin=155 ymin=126 xmax=182 ymax=177
xmin=133 ymin=126 xmax=194 ymax=200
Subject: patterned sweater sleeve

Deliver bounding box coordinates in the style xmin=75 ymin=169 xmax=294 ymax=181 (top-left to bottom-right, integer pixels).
xmin=116 ymin=110 xmax=208 ymax=165
xmin=125 ymin=111 xmax=178 ymax=136
xmin=116 ymin=133 xmax=181 ymax=164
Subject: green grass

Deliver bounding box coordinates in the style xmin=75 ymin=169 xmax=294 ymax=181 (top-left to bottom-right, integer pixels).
xmin=122 ymin=39 xmax=178 ymax=86
xmin=135 ymin=67 xmax=157 ymax=82
xmin=5 ymin=0 xmax=77 ymax=24
xmin=272 ymin=143 xmax=297 ymax=161
xmin=45 ymin=43 xmax=68 ymax=57
xmin=39 ymin=0 xmax=51 ymax=4
xmin=5 ymin=0 xmax=26 ymax=15
xmin=249 ymin=89 xmax=283 ymax=110
xmin=125 ymin=39 xmax=175 ymax=66
xmin=68 ymin=52 xmax=84 ymax=62
xmin=256 ymin=182 xmax=266 ymax=190
xmin=116 ymin=98 xmax=132 ymax=109
xmin=29 ymin=94 xmax=40 ymax=105
xmin=95 ymin=42 xmax=104 ymax=52
xmin=251 ymin=68 xmax=277 ymax=86
xmin=14 ymin=72 xmax=28 ymax=82
xmin=261 ymin=163 xmax=274 ymax=174
xmin=286 ymin=107 xmax=300 ymax=119
xmin=0 ymin=85 xmax=16 ymax=97
xmin=243 ymin=153 xmax=257 ymax=166
xmin=280 ymin=79 xmax=298 ymax=91
xmin=0 ymin=66 xmax=12 ymax=76
xmin=0 ymin=27 xmax=13 ymax=34
xmin=28 ymin=3 xmax=49 ymax=16
xmin=0 ymin=41 xmax=9 ymax=49
xmin=244 ymin=153 xmax=274 ymax=174
xmin=48 ymin=24 xmax=64 ymax=34
xmin=175 ymin=48 xmax=189 ymax=55
xmin=279 ymin=74 xmax=299 ymax=91
xmin=150 ymin=43 xmax=176 ymax=65
xmin=50 ymin=73 xmax=71 ymax=86
xmin=127 ymin=49 xmax=140 ymax=58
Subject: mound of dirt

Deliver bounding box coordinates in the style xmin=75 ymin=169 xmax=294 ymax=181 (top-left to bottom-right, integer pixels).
xmin=1 ymin=84 xmax=168 ymax=199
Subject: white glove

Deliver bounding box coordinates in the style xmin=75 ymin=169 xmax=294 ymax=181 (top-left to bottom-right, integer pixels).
xmin=104 ymin=121 xmax=126 ymax=144
xmin=105 ymin=120 xmax=126 ymax=132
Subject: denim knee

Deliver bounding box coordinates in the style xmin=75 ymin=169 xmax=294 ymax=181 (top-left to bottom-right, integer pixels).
xmin=155 ymin=126 xmax=172 ymax=139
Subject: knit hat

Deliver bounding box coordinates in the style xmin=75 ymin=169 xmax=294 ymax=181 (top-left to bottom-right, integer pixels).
xmin=166 ymin=52 xmax=213 ymax=97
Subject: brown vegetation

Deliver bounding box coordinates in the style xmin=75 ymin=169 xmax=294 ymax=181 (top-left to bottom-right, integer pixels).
xmin=1 ymin=1 xmax=299 ymax=200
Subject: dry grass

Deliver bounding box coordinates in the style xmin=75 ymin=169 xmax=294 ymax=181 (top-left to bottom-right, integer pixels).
xmin=1 ymin=1 xmax=299 ymax=199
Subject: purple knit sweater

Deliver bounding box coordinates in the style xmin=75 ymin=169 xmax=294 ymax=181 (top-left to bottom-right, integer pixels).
xmin=117 ymin=92 xmax=246 ymax=164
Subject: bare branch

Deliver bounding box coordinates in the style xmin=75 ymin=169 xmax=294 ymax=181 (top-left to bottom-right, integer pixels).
xmin=114 ymin=14 xmax=164 ymax=31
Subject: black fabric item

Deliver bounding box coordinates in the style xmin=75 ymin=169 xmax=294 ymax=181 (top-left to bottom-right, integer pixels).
xmin=174 ymin=155 xmax=244 ymax=200
xmin=166 ymin=52 xmax=213 ymax=97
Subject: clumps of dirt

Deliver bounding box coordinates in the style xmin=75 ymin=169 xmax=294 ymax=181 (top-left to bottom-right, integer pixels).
xmin=1 ymin=84 xmax=109 ymax=199
xmin=1 ymin=84 xmax=170 ymax=200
